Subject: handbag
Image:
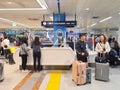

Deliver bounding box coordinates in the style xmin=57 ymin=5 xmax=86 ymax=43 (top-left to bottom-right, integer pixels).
xmin=19 ymin=51 xmax=22 ymax=57
xmin=95 ymin=53 xmax=108 ymax=63
xmin=4 ymin=45 xmax=8 ymax=48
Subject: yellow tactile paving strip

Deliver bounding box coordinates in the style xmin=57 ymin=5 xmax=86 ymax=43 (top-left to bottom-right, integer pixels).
xmin=45 ymin=71 xmax=66 ymax=90
xmin=46 ymin=72 xmax=61 ymax=90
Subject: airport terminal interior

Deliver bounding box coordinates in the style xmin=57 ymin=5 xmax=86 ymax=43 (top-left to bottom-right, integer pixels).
xmin=0 ymin=0 xmax=120 ymax=90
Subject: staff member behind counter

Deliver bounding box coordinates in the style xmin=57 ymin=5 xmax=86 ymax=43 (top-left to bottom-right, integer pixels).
xmin=55 ymin=33 xmax=66 ymax=47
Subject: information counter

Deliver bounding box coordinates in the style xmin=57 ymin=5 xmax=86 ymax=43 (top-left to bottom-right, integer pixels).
xmin=13 ymin=47 xmax=97 ymax=69
xmin=13 ymin=47 xmax=76 ymax=69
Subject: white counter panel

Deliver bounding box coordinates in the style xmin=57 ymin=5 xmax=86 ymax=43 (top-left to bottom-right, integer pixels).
xmin=13 ymin=47 xmax=76 ymax=65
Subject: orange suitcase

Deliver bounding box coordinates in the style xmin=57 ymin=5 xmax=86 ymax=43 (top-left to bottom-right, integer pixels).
xmin=72 ymin=60 xmax=86 ymax=85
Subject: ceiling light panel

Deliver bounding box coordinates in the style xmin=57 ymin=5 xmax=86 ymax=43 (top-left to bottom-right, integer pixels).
xmin=99 ymin=16 xmax=112 ymax=23
xmin=90 ymin=23 xmax=97 ymax=27
xmin=0 ymin=17 xmax=30 ymax=27
xmin=0 ymin=0 xmax=43 ymax=9
xmin=36 ymin=0 xmax=48 ymax=9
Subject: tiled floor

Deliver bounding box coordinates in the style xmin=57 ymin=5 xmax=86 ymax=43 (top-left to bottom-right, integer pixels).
xmin=1 ymin=61 xmax=120 ymax=90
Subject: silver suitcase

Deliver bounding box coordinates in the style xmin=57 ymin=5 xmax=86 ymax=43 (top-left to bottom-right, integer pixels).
xmin=95 ymin=63 xmax=109 ymax=81
xmin=0 ymin=60 xmax=4 ymax=82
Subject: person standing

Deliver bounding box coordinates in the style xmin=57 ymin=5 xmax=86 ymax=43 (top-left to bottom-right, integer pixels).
xmin=55 ymin=33 xmax=66 ymax=47
xmin=1 ymin=36 xmax=10 ymax=59
xmin=31 ymin=37 xmax=41 ymax=72
xmin=19 ymin=38 xmax=29 ymax=71
xmin=95 ymin=34 xmax=111 ymax=56
xmin=76 ymin=34 xmax=88 ymax=63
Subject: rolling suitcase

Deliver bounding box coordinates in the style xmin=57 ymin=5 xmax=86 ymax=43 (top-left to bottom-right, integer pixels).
xmin=86 ymin=68 xmax=91 ymax=83
xmin=72 ymin=60 xmax=86 ymax=85
xmin=95 ymin=63 xmax=109 ymax=81
xmin=0 ymin=60 xmax=4 ymax=82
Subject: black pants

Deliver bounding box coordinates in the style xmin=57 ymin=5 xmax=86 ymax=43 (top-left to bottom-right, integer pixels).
xmin=0 ymin=47 xmax=4 ymax=55
xmin=33 ymin=52 xmax=41 ymax=71
xmin=21 ymin=55 xmax=28 ymax=70
xmin=4 ymin=49 xmax=10 ymax=59
xmin=9 ymin=53 xmax=15 ymax=64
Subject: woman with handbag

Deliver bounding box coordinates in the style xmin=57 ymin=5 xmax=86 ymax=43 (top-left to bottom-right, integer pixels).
xmin=95 ymin=34 xmax=111 ymax=63
xmin=19 ymin=38 xmax=29 ymax=71
xmin=31 ymin=37 xmax=41 ymax=72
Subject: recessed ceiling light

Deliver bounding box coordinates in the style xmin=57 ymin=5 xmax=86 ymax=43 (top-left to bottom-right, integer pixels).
xmin=7 ymin=2 xmax=12 ymax=4
xmin=87 ymin=26 xmax=90 ymax=28
xmin=118 ymin=12 xmax=120 ymax=15
xmin=85 ymin=8 xmax=90 ymax=11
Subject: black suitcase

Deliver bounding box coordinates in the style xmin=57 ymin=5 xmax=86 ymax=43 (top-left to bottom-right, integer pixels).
xmin=95 ymin=53 xmax=108 ymax=63
xmin=86 ymin=68 xmax=91 ymax=83
xmin=0 ymin=60 xmax=4 ymax=82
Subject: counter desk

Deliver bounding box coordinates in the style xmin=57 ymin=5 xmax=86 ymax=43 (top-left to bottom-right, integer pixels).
xmin=13 ymin=47 xmax=76 ymax=70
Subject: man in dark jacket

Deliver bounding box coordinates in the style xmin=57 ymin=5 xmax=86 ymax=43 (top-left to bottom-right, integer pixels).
xmin=76 ymin=34 xmax=88 ymax=62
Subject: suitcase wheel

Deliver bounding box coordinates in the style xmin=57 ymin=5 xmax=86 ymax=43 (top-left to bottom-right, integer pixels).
xmin=88 ymin=82 xmax=91 ymax=84
xmin=76 ymin=84 xmax=80 ymax=86
xmin=0 ymin=79 xmax=4 ymax=82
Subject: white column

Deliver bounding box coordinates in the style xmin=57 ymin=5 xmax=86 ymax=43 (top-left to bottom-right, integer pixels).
xmin=118 ymin=27 xmax=120 ymax=44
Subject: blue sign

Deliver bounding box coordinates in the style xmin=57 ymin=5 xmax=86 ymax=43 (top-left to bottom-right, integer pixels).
xmin=53 ymin=14 xmax=66 ymax=47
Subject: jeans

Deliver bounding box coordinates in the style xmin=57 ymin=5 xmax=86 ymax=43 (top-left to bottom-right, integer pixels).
xmin=33 ymin=52 xmax=41 ymax=71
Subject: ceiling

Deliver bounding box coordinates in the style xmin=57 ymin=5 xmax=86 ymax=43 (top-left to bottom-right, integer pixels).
xmin=0 ymin=0 xmax=120 ymax=29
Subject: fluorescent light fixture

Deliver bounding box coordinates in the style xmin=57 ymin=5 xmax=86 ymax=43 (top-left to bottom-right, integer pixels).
xmin=0 ymin=8 xmax=46 ymax=11
xmin=87 ymin=26 xmax=90 ymax=28
xmin=90 ymin=23 xmax=97 ymax=27
xmin=99 ymin=16 xmax=112 ymax=23
xmin=0 ymin=18 xmax=14 ymax=23
xmin=36 ymin=0 xmax=48 ymax=9
xmin=0 ymin=18 xmax=30 ymax=27
xmin=0 ymin=0 xmax=48 ymax=11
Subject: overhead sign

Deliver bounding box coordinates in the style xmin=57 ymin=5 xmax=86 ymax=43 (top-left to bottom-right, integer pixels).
xmin=41 ymin=21 xmax=77 ymax=28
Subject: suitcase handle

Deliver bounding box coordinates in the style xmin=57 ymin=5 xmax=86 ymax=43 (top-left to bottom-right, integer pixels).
xmin=98 ymin=53 xmax=106 ymax=57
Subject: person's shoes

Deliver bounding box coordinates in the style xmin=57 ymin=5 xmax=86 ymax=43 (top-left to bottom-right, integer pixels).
xmin=22 ymin=70 xmax=29 ymax=72
xmin=37 ymin=70 xmax=41 ymax=72
xmin=33 ymin=70 xmax=37 ymax=72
